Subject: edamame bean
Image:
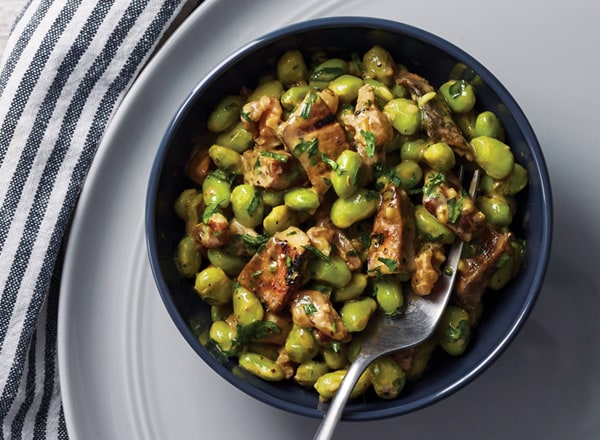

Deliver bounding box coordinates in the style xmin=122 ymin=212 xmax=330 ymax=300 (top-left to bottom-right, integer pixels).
xmin=394 ymin=160 xmax=423 ymax=190
xmin=414 ymin=204 xmax=456 ymax=244
xmin=340 ymin=297 xmax=377 ymax=332
xmin=400 ymin=138 xmax=427 ymax=162
xmin=362 ymin=45 xmax=396 ymax=87
xmin=328 ymin=74 xmax=363 ymax=104
xmin=208 ymin=144 xmax=243 ymax=175
xmin=284 ymin=187 xmax=320 ymax=212
xmin=368 ymin=355 xmax=406 ymax=399
xmin=313 ymin=369 xmax=371 ymax=401
xmin=247 ymin=79 xmax=285 ymax=102
xmin=423 ymin=142 xmax=456 ymax=171
xmin=331 ymin=150 xmax=362 ymax=198
xmin=404 ymin=337 xmax=437 ymax=381
xmin=209 ymin=320 xmax=237 ymax=353
xmin=231 ymin=184 xmax=264 ymax=228
xmin=280 ymin=85 xmax=310 ymax=111
xmin=262 ymin=205 xmax=298 ymax=234
xmin=207 ymin=95 xmax=243 ymax=133
xmin=202 ymin=170 xmax=232 ymax=208
xmin=481 ymin=163 xmax=528 ymax=196
xmin=332 ymin=272 xmax=368 ymax=302
xmin=437 ymin=305 xmax=471 ymax=356
xmin=439 ymin=79 xmax=476 ymax=113
xmin=239 ymin=352 xmax=285 ymax=381
xmin=194 ymin=266 xmax=234 ymax=306
xmin=233 ymin=284 xmax=264 ymax=324
xmin=294 ymin=361 xmax=330 ymax=387
xmin=488 ymin=239 xmax=525 ymax=290
xmin=309 ymin=58 xmax=348 ymax=89
xmin=383 ymin=98 xmax=421 ymax=135
xmin=174 ymin=188 xmax=204 ymax=233
xmin=276 ymin=50 xmax=308 ymax=87
xmin=471 ymin=136 xmax=515 ymax=179
xmin=330 ymin=189 xmax=379 ymax=229
xmin=216 ymin=121 xmax=254 ymax=153
xmin=476 ymin=193 xmax=514 ymax=227
xmin=475 ymin=110 xmax=505 ymax=141
xmin=210 ymin=304 xmax=232 ymax=322
xmin=454 ymin=111 xmax=477 ymax=140
xmin=175 ymin=235 xmax=202 ymax=278
xmin=207 ymin=247 xmax=247 ymax=277
xmin=364 ymin=78 xmax=394 ymax=104
xmin=284 ymin=325 xmax=319 ymax=363
xmin=261 ymin=190 xmax=285 ymax=207
xmin=308 ymin=255 xmax=352 ymax=288
xmin=321 ymin=345 xmax=348 ymax=370
xmin=372 ymin=276 xmax=404 ymax=316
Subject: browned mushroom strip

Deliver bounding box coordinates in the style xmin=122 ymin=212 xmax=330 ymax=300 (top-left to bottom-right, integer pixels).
xmin=396 ymin=72 xmax=473 ymax=160
xmin=454 ymin=226 xmax=515 ymax=311
xmin=367 ymin=184 xmax=417 ymax=275
xmin=237 ymin=226 xmax=311 ymax=312
xmin=279 ymin=90 xmax=351 ymax=195
xmin=240 ymin=149 xmax=306 ymax=191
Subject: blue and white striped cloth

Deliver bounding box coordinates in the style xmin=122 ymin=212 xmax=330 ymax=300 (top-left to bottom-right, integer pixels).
xmin=0 ymin=1 xmax=195 ymax=437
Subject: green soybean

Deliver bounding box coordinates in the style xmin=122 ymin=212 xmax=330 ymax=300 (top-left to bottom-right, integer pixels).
xmin=208 ymin=144 xmax=243 ymax=175
xmin=247 ymin=79 xmax=285 ymax=102
xmin=439 ymin=79 xmax=476 ymax=113
xmin=384 ymin=98 xmax=421 ymax=135
xmin=175 ymin=235 xmax=202 ymax=278
xmin=414 ymin=205 xmax=456 ymax=244
xmin=400 ymin=138 xmax=427 ymax=162
xmin=261 ymin=190 xmax=285 ymax=207
xmin=331 ymin=150 xmax=362 ymax=198
xmin=475 ymin=110 xmax=505 ymax=141
xmin=309 ymin=58 xmax=348 ymax=89
xmin=423 ymin=142 xmax=456 ymax=172
xmin=332 ymin=273 xmax=368 ymax=302
xmin=194 ymin=266 xmax=234 ymax=306
xmin=477 ymin=193 xmax=513 ymax=227
xmin=284 ymin=187 xmax=320 ymax=212
xmin=362 ymin=45 xmax=396 ymax=86
xmin=481 ymin=163 xmax=528 ymax=196
xmin=340 ymin=297 xmax=377 ymax=332
xmin=209 ymin=320 xmax=237 ymax=353
xmin=285 ymin=325 xmax=319 ymax=363
xmin=437 ymin=305 xmax=471 ymax=356
xmin=202 ymin=171 xmax=232 ymax=208
xmin=216 ymin=121 xmax=254 ymax=153
xmin=207 ymin=247 xmax=247 ymax=277
xmin=372 ymin=276 xmax=404 ymax=316
xmin=239 ymin=352 xmax=285 ymax=381
xmin=262 ymin=205 xmax=298 ymax=234
xmin=308 ymin=255 xmax=352 ymax=288
xmin=488 ymin=240 xmax=525 ymax=290
xmin=207 ymin=95 xmax=243 ymax=133
xmin=368 ymin=355 xmax=406 ymax=399
xmin=364 ymin=78 xmax=394 ymax=104
xmin=277 ymin=50 xmax=308 ymax=87
xmin=394 ymin=160 xmax=423 ymax=189
xmin=294 ymin=361 xmax=330 ymax=387
xmin=314 ymin=369 xmax=371 ymax=401
xmin=471 ymin=136 xmax=515 ymax=179
xmin=280 ymin=85 xmax=310 ymax=111
xmin=328 ymin=74 xmax=363 ymax=104
xmin=233 ymin=284 xmax=264 ymax=325
xmin=231 ymin=184 xmax=264 ymax=228
xmin=321 ymin=345 xmax=348 ymax=370
xmin=330 ymin=189 xmax=379 ymax=229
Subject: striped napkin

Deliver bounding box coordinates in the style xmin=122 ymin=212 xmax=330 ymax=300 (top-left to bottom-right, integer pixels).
xmin=0 ymin=0 xmax=197 ymax=437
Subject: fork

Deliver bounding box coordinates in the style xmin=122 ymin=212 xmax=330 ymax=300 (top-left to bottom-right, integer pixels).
xmin=313 ymin=169 xmax=481 ymax=440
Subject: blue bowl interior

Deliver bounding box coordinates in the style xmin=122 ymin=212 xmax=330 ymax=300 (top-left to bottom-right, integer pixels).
xmin=146 ymin=17 xmax=552 ymax=420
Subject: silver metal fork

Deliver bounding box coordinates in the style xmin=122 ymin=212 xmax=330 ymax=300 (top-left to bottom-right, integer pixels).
xmin=313 ymin=169 xmax=480 ymax=440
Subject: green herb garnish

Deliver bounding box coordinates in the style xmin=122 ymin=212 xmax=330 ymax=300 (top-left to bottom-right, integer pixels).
xmin=303 ymin=245 xmax=330 ymax=262
xmin=377 ymin=257 xmax=398 ymax=272
xmin=361 ymin=129 xmax=376 ymax=157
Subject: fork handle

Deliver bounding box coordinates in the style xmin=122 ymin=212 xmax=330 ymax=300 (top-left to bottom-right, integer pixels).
xmin=313 ymin=355 xmax=372 ymax=440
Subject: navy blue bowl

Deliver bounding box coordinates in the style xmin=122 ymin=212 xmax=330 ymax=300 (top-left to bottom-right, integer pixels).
xmin=146 ymin=17 xmax=552 ymax=420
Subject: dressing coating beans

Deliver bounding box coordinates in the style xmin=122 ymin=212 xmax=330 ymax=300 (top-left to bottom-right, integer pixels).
xmin=174 ymin=45 xmax=529 ymax=402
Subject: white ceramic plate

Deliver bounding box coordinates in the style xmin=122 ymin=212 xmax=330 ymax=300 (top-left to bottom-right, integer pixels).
xmin=58 ymin=0 xmax=600 ymax=438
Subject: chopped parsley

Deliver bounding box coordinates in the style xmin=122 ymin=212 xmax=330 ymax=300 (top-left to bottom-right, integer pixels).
xmin=294 ymin=138 xmax=319 ymax=164
xmin=446 ymin=196 xmax=464 ymax=224
xmin=377 ymin=257 xmax=398 ymax=272
xmin=303 ymin=245 xmax=330 ymax=262
xmin=202 ymin=203 xmax=221 ymax=224
xmin=299 ymin=92 xmax=318 ymax=119
xmin=361 ymin=129 xmax=376 ymax=157
xmin=321 ymin=153 xmax=339 ymax=172
xmin=260 ymin=150 xmax=289 ymax=162
xmin=303 ymin=301 xmax=318 ymax=316
xmin=246 ymin=191 xmax=262 ymax=216
xmin=423 ymin=172 xmax=446 ymax=198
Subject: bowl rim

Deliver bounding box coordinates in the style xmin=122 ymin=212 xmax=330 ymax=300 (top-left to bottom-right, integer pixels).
xmin=145 ymin=16 xmax=553 ymax=420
